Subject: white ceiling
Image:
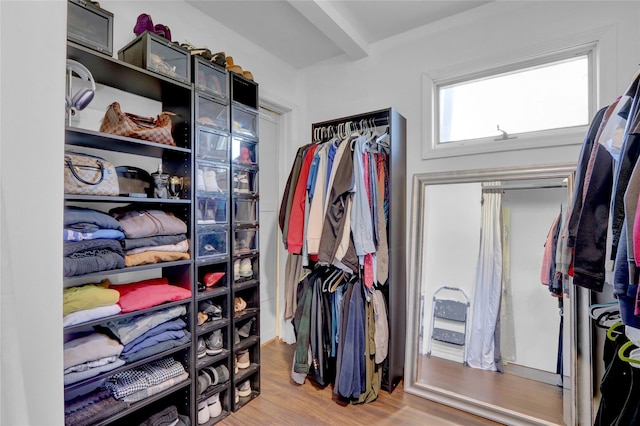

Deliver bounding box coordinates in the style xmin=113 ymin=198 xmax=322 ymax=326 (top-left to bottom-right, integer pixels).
xmin=186 ymin=1 xmax=492 ymax=69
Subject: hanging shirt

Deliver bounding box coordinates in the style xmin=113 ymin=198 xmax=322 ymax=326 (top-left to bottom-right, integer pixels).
xmin=287 ymin=144 xmax=319 ymax=254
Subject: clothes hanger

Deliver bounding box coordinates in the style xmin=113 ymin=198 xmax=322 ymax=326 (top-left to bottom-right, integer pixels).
xmin=595 ymin=309 xmax=622 ymax=329
xmin=589 ymin=301 xmax=619 ymax=320
xmin=618 ymin=340 xmax=640 ymax=367
xmin=607 ymin=320 xmax=624 ymax=341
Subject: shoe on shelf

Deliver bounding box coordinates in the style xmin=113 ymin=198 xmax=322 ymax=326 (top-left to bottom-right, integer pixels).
xmin=234 ymin=357 xmax=238 ymax=374
xmin=205 ymin=329 xmax=224 ymax=355
xmin=237 ymin=317 xmax=255 ymax=338
xmin=234 ymin=327 xmax=241 ymax=345
xmin=134 ymin=13 xmax=154 ymax=36
xmin=197 ymin=337 xmax=207 ymax=359
xmin=239 ymin=258 xmax=253 ymax=278
xmin=199 ymin=300 xmax=222 ymax=322
xmin=207 ymin=392 xmax=222 ymax=418
xmin=197 ymin=312 xmax=208 ymax=327
xmin=197 ymin=370 xmax=212 ymax=395
xmin=211 ymin=51 xmax=226 ymax=68
xmin=236 ymin=349 xmax=250 ymax=369
xmin=236 ymin=171 xmax=251 ymax=193
xmin=204 ymin=271 xmax=225 ymax=287
xmin=226 ymin=56 xmax=243 ymax=74
xmin=234 ymin=296 xmax=247 ymax=313
xmin=237 ymin=380 xmax=252 ymax=397
xmin=197 ymin=400 xmax=210 ymax=424
xmin=204 ymin=170 xmax=221 ymax=192
xmin=202 ymin=363 xmax=229 ymax=386
xmin=234 ymin=259 xmax=241 ymax=281
xmin=197 ymin=168 xmax=205 ymax=192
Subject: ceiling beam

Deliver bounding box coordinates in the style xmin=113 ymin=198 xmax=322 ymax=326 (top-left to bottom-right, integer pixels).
xmin=287 ymin=0 xmax=369 ymax=60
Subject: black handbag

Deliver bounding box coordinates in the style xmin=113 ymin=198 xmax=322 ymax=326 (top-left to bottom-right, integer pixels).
xmin=115 ymin=166 xmax=154 ymax=197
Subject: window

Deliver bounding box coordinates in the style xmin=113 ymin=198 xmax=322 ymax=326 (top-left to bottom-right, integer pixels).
xmin=439 ymin=55 xmax=590 ymax=143
xmin=423 ymin=42 xmax=598 ymax=158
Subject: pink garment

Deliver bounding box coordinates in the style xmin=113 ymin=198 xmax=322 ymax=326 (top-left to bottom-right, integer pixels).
xmin=115 ymin=277 xmax=191 ymax=313
xmin=286 ymin=145 xmax=318 ymax=254
xmin=541 ymin=214 xmax=561 ymax=286
xmin=363 ymin=253 xmax=374 ymax=289
xmin=634 ymin=194 xmax=640 ymax=266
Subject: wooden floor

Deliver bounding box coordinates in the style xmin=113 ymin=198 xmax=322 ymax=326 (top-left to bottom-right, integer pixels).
xmin=418 ymin=355 xmax=564 ymax=425
xmin=219 ymin=340 xmax=502 ymax=426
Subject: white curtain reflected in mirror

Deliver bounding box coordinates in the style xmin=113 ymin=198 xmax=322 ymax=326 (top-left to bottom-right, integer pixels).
xmin=407 ymin=165 xmax=584 ymax=426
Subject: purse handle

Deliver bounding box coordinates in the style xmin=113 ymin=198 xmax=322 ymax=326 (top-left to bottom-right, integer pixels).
xmin=65 ymin=156 xmax=104 ymax=186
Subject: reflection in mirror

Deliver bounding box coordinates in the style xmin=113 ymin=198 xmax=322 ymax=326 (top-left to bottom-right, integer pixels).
xmin=406 ymin=165 xmax=585 ymax=426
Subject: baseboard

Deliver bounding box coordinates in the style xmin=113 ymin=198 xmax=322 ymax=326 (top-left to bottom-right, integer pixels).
xmin=504 ymin=363 xmax=560 ymax=387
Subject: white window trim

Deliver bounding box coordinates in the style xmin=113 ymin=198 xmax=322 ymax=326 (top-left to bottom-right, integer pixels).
xmin=421 ymin=25 xmax=617 ymax=159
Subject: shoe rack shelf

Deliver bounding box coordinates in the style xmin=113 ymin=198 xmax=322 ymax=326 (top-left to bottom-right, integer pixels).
xmin=63 ymin=34 xmax=260 ymax=425
xmin=63 ymin=40 xmax=196 ymax=425
xmin=230 ymin=71 xmax=261 ymax=413
xmin=192 ymin=55 xmax=261 ymax=423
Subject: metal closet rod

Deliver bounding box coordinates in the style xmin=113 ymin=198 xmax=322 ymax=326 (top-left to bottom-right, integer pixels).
xmin=311 ymin=109 xmax=391 ymax=132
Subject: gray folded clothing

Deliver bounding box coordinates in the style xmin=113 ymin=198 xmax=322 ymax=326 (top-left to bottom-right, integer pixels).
xmin=121 ymin=234 xmax=187 ymax=251
xmin=138 ymin=405 xmax=179 ymax=426
xmin=65 ymin=392 xmax=128 ymax=426
xmin=63 ymin=239 xmax=125 ymax=277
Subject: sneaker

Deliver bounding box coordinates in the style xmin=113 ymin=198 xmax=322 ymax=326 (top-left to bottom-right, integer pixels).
xmin=197 ymin=168 xmax=205 ymax=192
xmin=197 ymin=337 xmax=207 ymax=359
xmin=215 ymin=364 xmax=230 ymax=383
xmin=234 ymin=328 xmax=240 ymax=345
xmin=197 ymin=400 xmax=210 ymax=424
xmin=197 ymin=371 xmax=212 ymax=395
xmin=234 ymin=357 xmax=238 ymax=374
xmin=202 ymin=363 xmax=229 ymax=385
xmin=207 ymin=393 xmax=222 ymax=418
xmin=237 ymin=380 xmax=252 ymax=397
xmin=234 ymin=296 xmax=247 ymax=313
xmin=236 ymin=171 xmax=250 ymax=193
xmin=197 ymin=312 xmax=208 ymax=327
xmin=205 ymin=329 xmax=223 ymax=355
xmin=237 ymin=318 xmax=254 ymax=338
xmin=236 ymin=349 xmax=250 ymax=369
xmin=199 ymin=300 xmax=222 ymax=322
xmin=204 ymin=170 xmax=221 ymax=192
xmin=233 ymin=259 xmax=240 ymax=281
xmin=239 ymin=258 xmax=253 ymax=278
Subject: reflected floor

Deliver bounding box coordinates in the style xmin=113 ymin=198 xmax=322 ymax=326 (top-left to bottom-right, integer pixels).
xmin=418 ymin=355 xmax=564 ymax=425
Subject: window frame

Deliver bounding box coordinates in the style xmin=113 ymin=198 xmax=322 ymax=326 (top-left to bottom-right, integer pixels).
xmin=422 ymin=40 xmax=603 ymax=159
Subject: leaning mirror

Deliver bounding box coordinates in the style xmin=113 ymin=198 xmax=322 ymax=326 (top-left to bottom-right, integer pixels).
xmin=405 ymin=164 xmax=590 ymax=426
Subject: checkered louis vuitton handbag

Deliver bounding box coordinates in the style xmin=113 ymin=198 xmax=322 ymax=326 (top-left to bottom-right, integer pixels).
xmin=99 ymin=102 xmax=176 ymax=146
xmin=64 ymin=152 xmax=119 ymax=196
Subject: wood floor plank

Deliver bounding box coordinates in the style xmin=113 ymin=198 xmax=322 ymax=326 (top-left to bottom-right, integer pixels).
xmin=219 ymin=341 xmax=502 ymax=426
xmin=418 ymin=355 xmax=564 ymax=424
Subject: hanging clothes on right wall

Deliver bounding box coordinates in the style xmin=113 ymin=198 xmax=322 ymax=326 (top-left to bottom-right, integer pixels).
xmin=560 ymin=70 xmax=640 ymax=425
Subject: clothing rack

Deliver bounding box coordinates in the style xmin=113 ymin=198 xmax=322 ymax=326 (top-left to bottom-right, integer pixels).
xmin=311 ymin=107 xmax=406 ymax=393
xmin=312 ymin=114 xmax=390 ymax=144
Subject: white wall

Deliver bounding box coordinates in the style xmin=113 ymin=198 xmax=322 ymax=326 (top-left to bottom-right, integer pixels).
xmin=0 ymin=1 xmax=302 ymax=422
xmin=1 ymin=2 xmax=67 ymax=425
xmin=422 ymin=183 xmax=480 ymax=361
xmin=504 ymin=187 xmax=567 ymax=373
xmin=300 ymin=1 xmax=640 ymax=175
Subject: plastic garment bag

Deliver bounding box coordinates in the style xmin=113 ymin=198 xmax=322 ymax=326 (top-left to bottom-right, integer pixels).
xmin=467 ymin=191 xmax=503 ymax=371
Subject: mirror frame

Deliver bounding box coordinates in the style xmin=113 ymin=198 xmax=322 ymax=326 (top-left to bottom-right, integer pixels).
xmin=404 ymin=163 xmax=594 ymax=425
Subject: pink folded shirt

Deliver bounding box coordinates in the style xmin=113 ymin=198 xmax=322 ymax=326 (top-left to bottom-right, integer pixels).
xmin=114 ymin=277 xmax=191 ymax=313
